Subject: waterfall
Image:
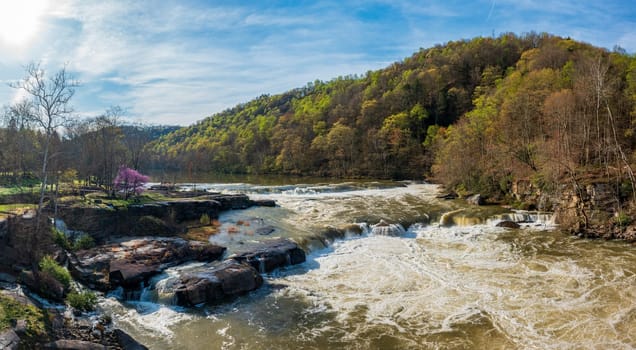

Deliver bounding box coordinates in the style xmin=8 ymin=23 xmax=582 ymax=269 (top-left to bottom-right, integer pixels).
xmin=488 ymin=210 xmax=556 ymax=227
xmin=257 ymin=256 xmax=266 ymax=273
xmin=370 ymin=220 xmax=405 ymax=236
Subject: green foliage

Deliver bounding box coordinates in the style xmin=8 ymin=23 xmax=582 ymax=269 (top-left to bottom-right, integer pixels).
xmin=433 ymin=35 xmax=636 ymax=203
xmin=52 ymin=228 xmax=95 ymax=251
xmin=615 ymin=212 xmax=631 ymax=228
xmin=0 ymin=294 xmax=47 ymax=337
xmin=39 ymin=256 xmax=71 ymax=290
xmin=52 ymin=227 xmax=71 ymax=250
xmin=73 ymin=234 xmax=96 ymax=250
xmin=148 ymin=33 xmax=548 ymax=179
xmin=199 ymin=213 xmax=211 ymax=226
xmin=66 ymin=290 xmax=97 ymax=312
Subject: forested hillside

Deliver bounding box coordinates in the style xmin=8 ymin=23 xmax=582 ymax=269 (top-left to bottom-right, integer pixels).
xmin=149 ymin=32 xmax=537 ymax=179
xmin=150 ymin=32 xmax=636 ymax=202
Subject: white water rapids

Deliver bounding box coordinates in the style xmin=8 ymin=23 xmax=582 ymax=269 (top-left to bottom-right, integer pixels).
xmin=100 ymin=182 xmax=636 ymax=349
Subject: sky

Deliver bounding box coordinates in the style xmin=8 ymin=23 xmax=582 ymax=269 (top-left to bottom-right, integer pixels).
xmin=0 ymin=0 xmax=634 ymax=126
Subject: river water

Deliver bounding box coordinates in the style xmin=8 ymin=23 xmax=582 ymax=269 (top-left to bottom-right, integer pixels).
xmin=99 ymin=181 xmax=636 ymax=349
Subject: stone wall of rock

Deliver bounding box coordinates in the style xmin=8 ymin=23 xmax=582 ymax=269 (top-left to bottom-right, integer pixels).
xmin=512 ymin=177 xmax=636 ymax=240
xmin=0 ymin=214 xmax=55 ymax=273
xmin=57 ymin=194 xmax=266 ymax=243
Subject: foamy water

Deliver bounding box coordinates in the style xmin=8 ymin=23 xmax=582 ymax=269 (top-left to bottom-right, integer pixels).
xmin=100 ymin=182 xmax=636 ymax=349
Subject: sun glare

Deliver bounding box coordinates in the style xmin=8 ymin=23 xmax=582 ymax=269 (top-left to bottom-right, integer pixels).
xmin=0 ymin=0 xmax=49 ymax=47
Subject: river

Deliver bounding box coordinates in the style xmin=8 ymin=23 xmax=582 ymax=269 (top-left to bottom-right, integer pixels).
xmin=99 ymin=180 xmax=636 ymax=349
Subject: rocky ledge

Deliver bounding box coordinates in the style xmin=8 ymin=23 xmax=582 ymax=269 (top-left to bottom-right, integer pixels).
xmin=57 ymin=194 xmax=276 ymax=243
xmin=173 ymin=238 xmax=306 ymax=307
xmin=68 ymin=237 xmax=226 ymax=291
xmin=231 ymin=238 xmax=306 ymax=273
xmin=174 ymin=260 xmax=264 ymax=306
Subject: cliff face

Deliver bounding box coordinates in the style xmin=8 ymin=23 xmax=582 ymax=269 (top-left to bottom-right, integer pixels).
xmin=0 ymin=214 xmax=55 ymax=273
xmin=512 ymin=178 xmax=636 ymax=241
xmin=57 ymin=194 xmax=257 ymax=243
xmin=554 ymin=182 xmax=636 ymax=241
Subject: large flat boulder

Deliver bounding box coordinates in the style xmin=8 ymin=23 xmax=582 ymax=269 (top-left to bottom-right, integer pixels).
xmin=68 ymin=237 xmax=226 ymax=291
xmin=230 ymin=238 xmax=306 ymax=273
xmin=174 ymin=260 xmax=263 ymax=306
xmin=0 ymin=329 xmax=20 ymax=350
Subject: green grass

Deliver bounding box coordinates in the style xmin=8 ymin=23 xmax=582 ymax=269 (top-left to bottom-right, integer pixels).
xmin=0 ymin=186 xmax=34 ymax=196
xmin=83 ymin=191 xmax=170 ymax=209
xmin=0 ymin=294 xmax=47 ymax=337
xmin=0 ymin=203 xmax=35 ymax=212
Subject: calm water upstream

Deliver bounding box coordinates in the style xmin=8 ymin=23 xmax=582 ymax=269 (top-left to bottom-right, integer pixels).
xmin=99 ymin=181 xmax=636 ymax=349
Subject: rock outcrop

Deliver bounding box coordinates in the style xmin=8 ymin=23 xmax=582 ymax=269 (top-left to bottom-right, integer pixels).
xmin=496 ymin=220 xmax=521 ymax=229
xmin=0 ymin=329 xmax=20 ymax=350
xmin=174 ymin=260 xmax=263 ymax=306
xmin=231 ymin=238 xmax=306 ymax=273
xmin=466 ymin=194 xmax=485 ymax=206
xmin=58 ymin=194 xmax=274 ymax=243
xmin=173 ymin=238 xmax=307 ymax=306
xmin=68 ymin=237 xmax=226 ymax=291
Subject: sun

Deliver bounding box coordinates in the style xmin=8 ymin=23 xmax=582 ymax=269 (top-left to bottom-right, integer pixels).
xmin=0 ymin=0 xmax=49 ymax=47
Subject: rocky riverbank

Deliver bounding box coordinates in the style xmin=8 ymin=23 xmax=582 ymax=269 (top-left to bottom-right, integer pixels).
xmin=496 ymin=177 xmax=636 ymax=241
xmin=0 ymin=192 xmax=306 ymax=349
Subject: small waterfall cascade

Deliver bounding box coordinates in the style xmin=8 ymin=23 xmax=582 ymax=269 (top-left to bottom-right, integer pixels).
xmin=54 ymin=219 xmax=82 ymax=240
xmin=107 ymin=274 xmax=180 ymax=306
xmin=257 ymin=256 xmax=266 ymax=273
xmin=370 ymin=220 xmax=405 ymax=236
xmin=488 ymin=210 xmax=556 ymax=226
xmin=439 ymin=209 xmax=485 ymax=227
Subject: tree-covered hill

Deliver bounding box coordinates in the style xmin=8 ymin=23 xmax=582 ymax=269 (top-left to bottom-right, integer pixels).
xmin=148 ymin=32 xmax=636 ymax=192
xmin=149 ymin=32 xmax=542 ymax=178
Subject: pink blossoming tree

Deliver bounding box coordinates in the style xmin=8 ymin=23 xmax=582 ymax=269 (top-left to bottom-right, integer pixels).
xmin=113 ymin=166 xmax=150 ymax=199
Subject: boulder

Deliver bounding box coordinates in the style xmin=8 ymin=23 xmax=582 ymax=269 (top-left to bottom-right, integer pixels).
xmin=109 ymin=260 xmax=161 ymax=289
xmin=113 ymin=329 xmax=149 ymax=350
xmin=0 ymin=329 xmax=20 ymax=350
xmin=496 ymin=221 xmax=521 ymax=229
xmin=231 ymin=238 xmax=306 ymax=273
xmin=252 ymin=199 xmax=276 ymax=207
xmin=68 ymin=237 xmax=226 ymax=291
xmin=436 ymin=192 xmax=458 ymax=200
xmin=466 ymin=194 xmax=485 ymax=206
xmin=174 ymin=260 xmax=263 ymax=306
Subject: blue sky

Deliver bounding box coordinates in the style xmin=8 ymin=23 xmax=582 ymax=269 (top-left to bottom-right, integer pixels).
xmin=0 ymin=0 xmax=634 ymax=126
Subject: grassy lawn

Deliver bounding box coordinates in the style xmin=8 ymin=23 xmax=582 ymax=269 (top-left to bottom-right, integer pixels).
xmin=0 ymin=186 xmax=35 ymax=196
xmin=0 ymin=203 xmax=35 ymax=219
xmin=75 ymin=190 xmax=171 ymax=209
xmin=0 ymin=203 xmax=35 ymax=212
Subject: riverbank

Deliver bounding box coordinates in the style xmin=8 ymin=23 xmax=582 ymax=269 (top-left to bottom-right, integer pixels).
xmin=0 ymin=189 xmax=299 ymax=349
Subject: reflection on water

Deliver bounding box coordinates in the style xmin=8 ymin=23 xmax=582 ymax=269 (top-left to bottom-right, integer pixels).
xmin=101 ymin=181 xmax=636 ymax=350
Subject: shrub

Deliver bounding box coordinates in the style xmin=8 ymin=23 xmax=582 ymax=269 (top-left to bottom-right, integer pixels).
xmin=199 ymin=213 xmax=211 ymax=226
xmin=66 ymin=291 xmax=97 ymax=312
xmin=73 ymin=234 xmax=96 ymax=250
xmin=52 ymin=227 xmax=71 ymax=250
xmin=615 ymin=211 xmax=632 ymax=228
xmin=39 ymin=256 xmax=71 ymax=290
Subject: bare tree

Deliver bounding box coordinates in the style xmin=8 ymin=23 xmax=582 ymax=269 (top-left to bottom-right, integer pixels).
xmin=10 ymin=62 xmax=79 ymax=216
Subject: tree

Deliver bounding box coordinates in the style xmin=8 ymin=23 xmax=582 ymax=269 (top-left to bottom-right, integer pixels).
xmin=113 ymin=167 xmax=150 ymax=199
xmin=10 ymin=62 xmax=79 ymax=216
